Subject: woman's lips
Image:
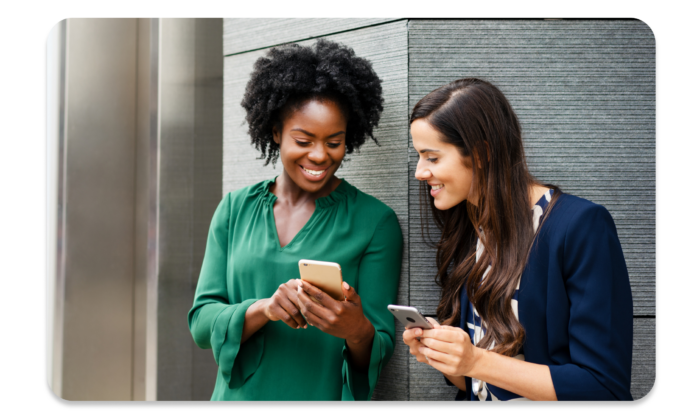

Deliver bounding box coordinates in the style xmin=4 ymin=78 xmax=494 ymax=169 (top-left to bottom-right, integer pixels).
xmin=299 ymin=165 xmax=329 ymax=181
xmin=429 ymin=183 xmax=445 ymax=197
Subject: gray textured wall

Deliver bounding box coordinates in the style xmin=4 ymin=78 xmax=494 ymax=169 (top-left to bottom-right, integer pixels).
xmin=221 ymin=18 xmax=655 ymax=401
xmin=407 ymin=19 xmax=655 ymax=401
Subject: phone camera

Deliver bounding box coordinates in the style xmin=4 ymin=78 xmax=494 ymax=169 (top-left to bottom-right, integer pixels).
xmin=303 ymin=264 xmax=307 ymax=266
xmin=406 ymin=317 xmax=416 ymax=323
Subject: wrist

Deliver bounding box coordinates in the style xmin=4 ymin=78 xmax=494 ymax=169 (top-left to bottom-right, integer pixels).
xmin=465 ymin=346 xmax=487 ymax=378
xmin=252 ymin=298 xmax=271 ymax=320
xmin=348 ymin=318 xmax=375 ymax=345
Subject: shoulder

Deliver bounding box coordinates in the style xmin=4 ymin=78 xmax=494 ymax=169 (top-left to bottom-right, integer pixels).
xmin=213 ymin=179 xmax=274 ymax=224
xmin=344 ymin=181 xmax=400 ymax=224
xmin=547 ymin=193 xmax=616 ymax=234
xmin=225 ymin=179 xmax=273 ymax=208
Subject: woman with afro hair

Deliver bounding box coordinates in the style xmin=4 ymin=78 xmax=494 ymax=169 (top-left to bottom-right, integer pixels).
xmin=188 ymin=39 xmax=403 ymax=401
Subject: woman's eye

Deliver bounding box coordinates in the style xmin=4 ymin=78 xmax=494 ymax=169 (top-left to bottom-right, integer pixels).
xmin=427 ymin=157 xmax=438 ymax=163
xmin=295 ymin=140 xmax=311 ymax=147
xmin=327 ymin=143 xmax=342 ymax=149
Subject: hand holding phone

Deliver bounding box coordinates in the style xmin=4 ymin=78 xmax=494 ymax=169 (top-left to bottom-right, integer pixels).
xmin=298 ymin=259 xmax=345 ymax=301
xmin=388 ymin=305 xmax=434 ymax=330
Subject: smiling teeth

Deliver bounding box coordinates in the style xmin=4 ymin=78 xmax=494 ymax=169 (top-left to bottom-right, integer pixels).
xmin=431 ymin=184 xmax=444 ymax=190
xmin=303 ymin=167 xmax=325 ymax=176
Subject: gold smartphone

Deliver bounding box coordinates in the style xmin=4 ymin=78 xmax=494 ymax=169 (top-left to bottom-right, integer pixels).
xmin=298 ymin=259 xmax=345 ymax=301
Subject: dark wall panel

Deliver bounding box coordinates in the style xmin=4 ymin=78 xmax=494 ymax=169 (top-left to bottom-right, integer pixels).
xmin=223 ymin=18 xmax=398 ymax=55
xmin=408 ymin=19 xmax=655 ymax=316
xmin=631 ymin=318 xmax=655 ymax=400
xmin=407 ymin=18 xmax=655 ymax=400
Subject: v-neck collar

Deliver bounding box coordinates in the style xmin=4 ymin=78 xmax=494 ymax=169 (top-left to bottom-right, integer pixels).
xmin=261 ymin=177 xmax=351 ymax=250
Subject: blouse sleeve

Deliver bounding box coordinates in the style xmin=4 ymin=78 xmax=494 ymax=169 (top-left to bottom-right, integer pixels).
xmin=340 ymin=210 xmax=403 ymax=401
xmin=187 ymin=193 xmax=264 ymax=389
xmin=548 ymin=203 xmax=634 ymax=401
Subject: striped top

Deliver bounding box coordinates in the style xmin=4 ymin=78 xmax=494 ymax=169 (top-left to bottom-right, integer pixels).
xmin=461 ymin=189 xmax=553 ymax=401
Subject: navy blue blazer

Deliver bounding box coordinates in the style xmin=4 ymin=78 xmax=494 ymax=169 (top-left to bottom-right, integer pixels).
xmin=453 ymin=193 xmax=633 ymax=401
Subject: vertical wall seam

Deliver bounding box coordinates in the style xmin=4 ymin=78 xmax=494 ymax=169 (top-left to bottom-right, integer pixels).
xmin=53 ymin=18 xmax=69 ymax=399
xmin=130 ymin=18 xmax=141 ymax=402
xmin=146 ymin=17 xmax=160 ymax=402
xmin=189 ymin=18 xmax=198 ymax=400
xmin=405 ymin=18 xmax=411 ymax=402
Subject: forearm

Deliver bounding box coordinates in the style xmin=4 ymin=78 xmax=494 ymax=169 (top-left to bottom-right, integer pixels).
xmin=241 ymin=299 xmax=270 ymax=343
xmin=344 ymin=320 xmax=375 ymax=371
xmin=469 ymin=348 xmax=557 ymax=401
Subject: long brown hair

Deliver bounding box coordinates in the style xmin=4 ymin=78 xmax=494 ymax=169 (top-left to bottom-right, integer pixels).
xmin=411 ymin=78 xmax=559 ymax=357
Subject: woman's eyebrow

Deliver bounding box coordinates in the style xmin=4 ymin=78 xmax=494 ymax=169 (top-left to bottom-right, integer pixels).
xmin=289 ymin=129 xmax=346 ymax=138
xmin=290 ymin=128 xmax=316 ymax=137
xmin=419 ymin=148 xmax=440 ymax=153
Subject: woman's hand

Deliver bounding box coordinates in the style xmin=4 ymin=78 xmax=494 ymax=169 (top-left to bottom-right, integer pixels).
xmin=295 ymin=280 xmax=373 ymax=344
xmin=402 ymin=317 xmax=441 ymax=364
xmin=296 ymin=280 xmax=375 ymax=370
xmin=418 ymin=324 xmax=483 ymax=378
xmin=403 ymin=318 xmax=467 ymax=391
xmin=261 ymin=279 xmax=307 ymax=329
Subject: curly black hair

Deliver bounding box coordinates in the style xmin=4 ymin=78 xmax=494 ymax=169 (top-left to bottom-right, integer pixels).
xmin=241 ymin=39 xmax=384 ymax=166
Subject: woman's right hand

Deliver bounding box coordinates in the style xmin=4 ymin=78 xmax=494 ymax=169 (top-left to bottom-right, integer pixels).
xmin=403 ymin=317 xmax=440 ymax=364
xmin=262 ymin=279 xmax=307 ymax=329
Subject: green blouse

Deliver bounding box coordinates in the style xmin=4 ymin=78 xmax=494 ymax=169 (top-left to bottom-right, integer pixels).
xmin=187 ymin=178 xmax=403 ymax=401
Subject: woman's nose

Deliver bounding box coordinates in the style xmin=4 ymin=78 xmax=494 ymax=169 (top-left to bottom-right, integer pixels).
xmin=415 ymin=164 xmax=431 ymax=181
xmin=307 ymin=143 xmax=327 ymax=163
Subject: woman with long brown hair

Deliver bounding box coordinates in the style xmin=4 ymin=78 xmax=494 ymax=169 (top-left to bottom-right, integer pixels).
xmin=403 ymin=78 xmax=633 ymax=400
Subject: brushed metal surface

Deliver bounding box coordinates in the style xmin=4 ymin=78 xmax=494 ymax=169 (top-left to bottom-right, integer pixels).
xmin=156 ymin=18 xmax=223 ymax=401
xmin=145 ymin=18 xmax=160 ymax=402
xmin=60 ymin=18 xmax=138 ymax=401
xmin=132 ymin=17 xmax=153 ymax=401
xmin=189 ymin=18 xmax=225 ymax=402
xmin=47 ymin=19 xmax=66 ymax=398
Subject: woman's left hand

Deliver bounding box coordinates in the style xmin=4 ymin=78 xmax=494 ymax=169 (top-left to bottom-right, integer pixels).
xmin=296 ymin=280 xmax=374 ymax=344
xmin=418 ymin=324 xmax=483 ymax=378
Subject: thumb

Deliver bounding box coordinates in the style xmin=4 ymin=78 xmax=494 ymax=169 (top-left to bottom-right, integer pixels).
xmin=342 ymin=282 xmax=359 ymax=302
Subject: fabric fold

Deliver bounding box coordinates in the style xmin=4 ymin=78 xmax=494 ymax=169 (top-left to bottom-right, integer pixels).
xmin=340 ymin=326 xmax=387 ymax=401
xmin=211 ymin=298 xmax=263 ymax=388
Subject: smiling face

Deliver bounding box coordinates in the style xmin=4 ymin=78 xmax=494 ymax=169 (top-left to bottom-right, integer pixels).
xmin=411 ymin=118 xmax=477 ymax=210
xmin=272 ymin=99 xmax=347 ymax=194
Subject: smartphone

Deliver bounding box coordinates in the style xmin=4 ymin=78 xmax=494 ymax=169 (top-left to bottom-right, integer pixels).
xmin=298 ymin=259 xmax=345 ymax=301
xmin=387 ymin=305 xmax=434 ymax=330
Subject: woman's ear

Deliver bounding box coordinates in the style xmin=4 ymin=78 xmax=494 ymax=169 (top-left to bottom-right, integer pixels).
xmin=272 ymin=125 xmax=281 ymax=144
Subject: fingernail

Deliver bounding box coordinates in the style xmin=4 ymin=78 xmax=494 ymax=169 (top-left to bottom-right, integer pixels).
xmin=343 ymin=282 xmax=350 ymax=290
xmin=304 ymin=325 xmax=307 ymax=329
